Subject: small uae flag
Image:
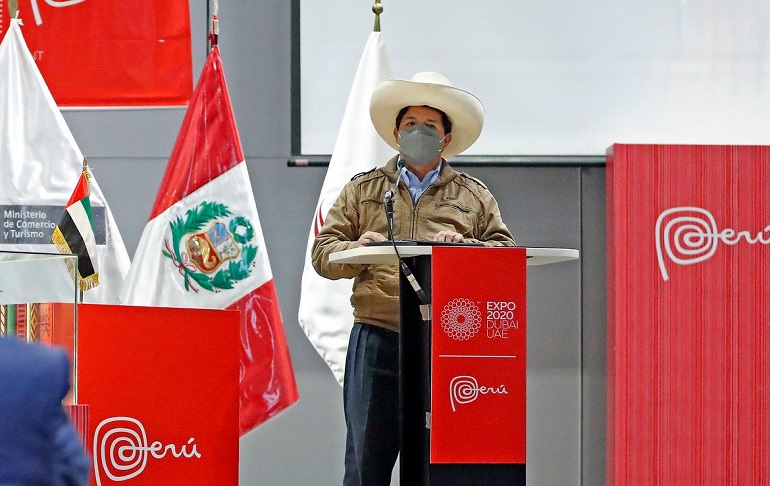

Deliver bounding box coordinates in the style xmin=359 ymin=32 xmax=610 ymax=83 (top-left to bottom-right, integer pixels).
xmin=52 ymin=160 xmax=99 ymax=292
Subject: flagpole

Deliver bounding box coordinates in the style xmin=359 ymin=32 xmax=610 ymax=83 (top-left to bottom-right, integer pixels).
xmin=81 ymin=157 xmax=88 ymax=305
xmin=79 ymin=157 xmax=92 ymax=304
xmin=373 ymin=1 xmax=383 ymax=32
xmin=208 ymin=0 xmax=219 ymax=49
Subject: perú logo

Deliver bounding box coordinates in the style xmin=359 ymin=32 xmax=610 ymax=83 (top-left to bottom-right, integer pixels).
xmin=440 ymin=298 xmax=482 ymax=341
xmin=655 ymin=206 xmax=770 ymax=281
xmin=93 ymin=416 xmax=201 ymax=485
xmin=449 ymin=376 xmax=508 ymax=412
xmin=163 ymin=201 xmax=258 ymax=293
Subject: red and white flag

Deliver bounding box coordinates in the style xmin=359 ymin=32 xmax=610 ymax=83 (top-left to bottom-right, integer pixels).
xmin=297 ymin=32 xmax=394 ymax=384
xmin=119 ymin=45 xmax=298 ymax=434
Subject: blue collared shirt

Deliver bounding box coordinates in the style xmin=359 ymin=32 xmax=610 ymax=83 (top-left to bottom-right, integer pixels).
xmin=399 ymin=159 xmax=442 ymax=204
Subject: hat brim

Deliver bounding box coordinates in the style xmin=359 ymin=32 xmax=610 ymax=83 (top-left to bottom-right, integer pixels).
xmin=369 ymin=79 xmax=484 ymax=159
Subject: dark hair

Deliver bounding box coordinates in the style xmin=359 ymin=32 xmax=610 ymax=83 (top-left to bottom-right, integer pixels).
xmin=395 ymin=106 xmax=452 ymax=134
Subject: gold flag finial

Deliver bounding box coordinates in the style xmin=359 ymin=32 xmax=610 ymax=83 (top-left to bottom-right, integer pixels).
xmin=372 ymin=1 xmax=383 ymax=32
xmin=82 ymin=157 xmax=91 ymax=192
xmin=9 ymin=0 xmax=18 ymax=18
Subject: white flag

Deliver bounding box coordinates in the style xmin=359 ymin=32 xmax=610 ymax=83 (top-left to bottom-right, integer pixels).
xmin=298 ymin=32 xmax=395 ymax=384
xmin=0 ymin=19 xmax=130 ymax=303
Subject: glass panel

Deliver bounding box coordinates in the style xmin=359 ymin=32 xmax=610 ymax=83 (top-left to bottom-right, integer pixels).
xmin=0 ymin=251 xmax=79 ymax=402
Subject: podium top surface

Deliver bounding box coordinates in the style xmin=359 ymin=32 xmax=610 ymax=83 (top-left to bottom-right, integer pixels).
xmin=329 ymin=245 xmax=579 ymax=266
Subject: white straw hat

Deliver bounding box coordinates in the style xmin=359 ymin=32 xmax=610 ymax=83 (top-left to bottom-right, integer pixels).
xmin=369 ymin=72 xmax=484 ymax=158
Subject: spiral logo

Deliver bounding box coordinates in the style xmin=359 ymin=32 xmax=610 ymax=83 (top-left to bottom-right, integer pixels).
xmin=655 ymin=206 xmax=770 ymax=281
xmin=93 ymin=416 xmax=201 ymax=485
xmin=441 ymin=298 xmax=482 ymax=341
xmin=655 ymin=207 xmax=719 ymax=281
xmin=449 ymin=375 xmax=508 ymax=412
xmin=450 ymin=376 xmax=479 ymax=411
xmin=94 ymin=417 xmax=148 ymax=484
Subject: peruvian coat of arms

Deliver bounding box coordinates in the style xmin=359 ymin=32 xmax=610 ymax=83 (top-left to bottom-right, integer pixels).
xmin=163 ymin=201 xmax=257 ymax=292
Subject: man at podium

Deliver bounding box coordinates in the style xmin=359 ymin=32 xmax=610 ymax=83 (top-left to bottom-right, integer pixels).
xmin=312 ymin=71 xmax=515 ymax=486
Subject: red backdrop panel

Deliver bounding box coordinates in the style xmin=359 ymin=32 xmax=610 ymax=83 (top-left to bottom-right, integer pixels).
xmin=77 ymin=304 xmax=239 ymax=486
xmin=607 ymin=144 xmax=770 ymax=485
xmin=431 ymin=246 xmax=527 ymax=464
xmin=0 ymin=1 xmax=192 ymax=106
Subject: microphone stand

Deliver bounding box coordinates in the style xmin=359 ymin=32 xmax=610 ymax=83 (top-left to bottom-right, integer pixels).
xmin=383 ymin=159 xmax=405 ymax=241
xmin=382 ymin=161 xmax=429 ymax=311
xmin=382 ymin=159 xmax=431 ymax=485
xmin=383 ymin=189 xmax=397 ymax=241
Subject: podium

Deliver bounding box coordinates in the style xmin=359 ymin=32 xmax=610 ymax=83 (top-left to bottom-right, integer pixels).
xmin=330 ymin=244 xmax=578 ymax=485
xmin=77 ymin=304 xmax=240 ymax=485
xmin=0 ymin=253 xmax=241 ymax=485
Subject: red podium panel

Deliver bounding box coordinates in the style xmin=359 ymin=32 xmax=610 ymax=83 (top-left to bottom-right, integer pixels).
xmin=329 ymin=244 xmax=576 ymax=483
xmin=607 ymin=144 xmax=770 ymax=485
xmin=431 ymin=247 xmax=527 ymax=464
xmin=77 ymin=304 xmax=239 ymax=486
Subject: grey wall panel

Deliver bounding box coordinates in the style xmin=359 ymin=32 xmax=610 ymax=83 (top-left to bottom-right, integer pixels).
xmin=85 ymin=157 xmax=167 ymax=255
xmin=580 ymin=167 xmax=607 ymax=486
xmin=217 ymin=2 xmax=292 ymax=158
xmin=63 ymin=110 xmax=186 ymax=159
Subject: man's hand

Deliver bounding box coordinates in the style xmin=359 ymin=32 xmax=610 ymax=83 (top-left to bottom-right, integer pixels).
xmin=356 ymin=231 xmax=388 ymax=247
xmin=433 ymin=230 xmax=465 ymax=243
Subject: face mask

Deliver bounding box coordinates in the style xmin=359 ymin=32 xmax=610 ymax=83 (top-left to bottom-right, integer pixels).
xmin=398 ymin=124 xmax=444 ymax=166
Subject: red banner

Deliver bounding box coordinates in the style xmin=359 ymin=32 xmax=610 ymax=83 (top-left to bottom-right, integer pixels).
xmin=607 ymin=144 xmax=770 ymax=485
xmin=77 ymin=304 xmax=239 ymax=486
xmin=0 ymin=1 xmax=192 ymax=106
xmin=430 ymin=246 xmax=527 ymax=464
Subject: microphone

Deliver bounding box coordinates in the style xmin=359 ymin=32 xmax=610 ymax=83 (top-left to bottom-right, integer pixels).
xmin=383 ymin=159 xmax=406 ymax=240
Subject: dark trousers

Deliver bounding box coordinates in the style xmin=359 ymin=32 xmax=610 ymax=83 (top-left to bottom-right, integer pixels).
xmin=343 ymin=323 xmax=400 ymax=486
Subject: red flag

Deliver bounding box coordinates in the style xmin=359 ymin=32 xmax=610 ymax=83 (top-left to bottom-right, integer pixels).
xmin=119 ymin=46 xmax=298 ymax=434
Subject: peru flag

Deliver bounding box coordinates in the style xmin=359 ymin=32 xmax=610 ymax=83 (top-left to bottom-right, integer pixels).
xmin=119 ymin=46 xmax=298 ymax=435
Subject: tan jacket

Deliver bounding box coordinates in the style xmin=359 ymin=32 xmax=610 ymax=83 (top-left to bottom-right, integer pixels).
xmin=312 ymin=156 xmax=515 ymax=332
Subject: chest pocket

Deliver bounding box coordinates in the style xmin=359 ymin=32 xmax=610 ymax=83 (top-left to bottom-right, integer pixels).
xmin=358 ymin=196 xmax=389 ymax=236
xmin=425 ymin=201 xmax=477 ymax=237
